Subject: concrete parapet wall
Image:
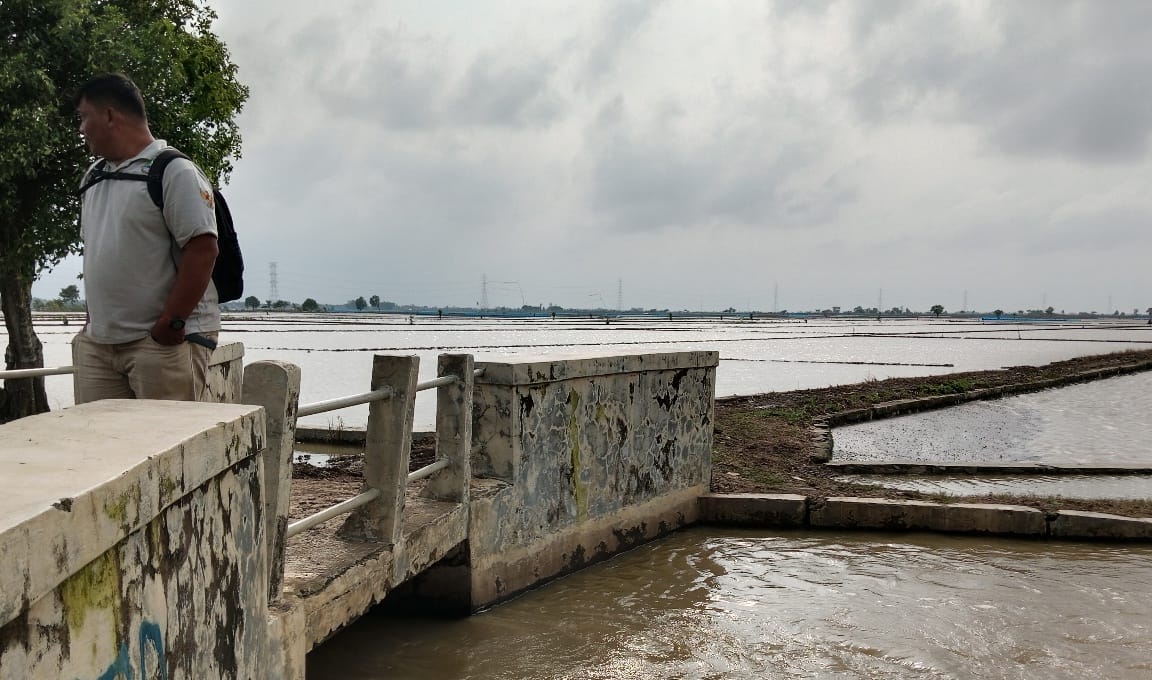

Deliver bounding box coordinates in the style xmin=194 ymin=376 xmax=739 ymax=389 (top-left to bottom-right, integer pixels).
xmin=700 ymin=493 xmax=1152 ymax=542
xmin=468 ymin=351 xmax=719 ymax=608
xmin=1051 ymin=510 xmax=1152 ymax=540
xmin=469 ymin=486 xmax=701 ymax=607
xmin=698 ymin=493 xmax=808 ymax=527
xmin=0 ymin=400 xmax=271 ymax=679
xmin=810 ymin=497 xmax=951 ymax=532
xmin=206 ymin=341 xmax=246 ymax=403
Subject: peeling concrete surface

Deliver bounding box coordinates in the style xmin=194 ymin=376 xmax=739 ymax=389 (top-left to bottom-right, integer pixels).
xmin=0 ymin=401 xmax=269 ymax=679
xmin=468 ymin=351 xmax=719 ymax=608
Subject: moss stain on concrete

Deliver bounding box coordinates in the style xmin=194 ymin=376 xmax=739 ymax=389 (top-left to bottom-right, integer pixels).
xmin=59 ymin=551 xmax=123 ymax=641
xmin=159 ymin=472 xmax=179 ymax=505
xmin=103 ymin=485 xmax=141 ymax=530
xmin=568 ymin=389 xmax=587 ymax=520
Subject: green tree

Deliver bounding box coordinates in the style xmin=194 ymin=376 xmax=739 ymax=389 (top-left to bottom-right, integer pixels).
xmin=355 ymin=296 xmax=367 ymax=311
xmin=300 ymin=298 xmax=319 ymax=312
xmin=244 ymin=295 xmax=261 ymax=310
xmin=930 ymin=304 xmax=944 ymax=317
xmin=58 ymin=284 xmax=80 ymax=305
xmin=0 ymin=0 xmax=248 ymax=422
xmin=369 ymin=294 xmax=380 ymax=309
xmin=993 ymin=309 xmax=1004 ymax=318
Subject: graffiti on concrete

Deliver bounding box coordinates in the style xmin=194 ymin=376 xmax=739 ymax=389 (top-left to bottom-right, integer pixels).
xmin=92 ymin=621 xmax=165 ymax=680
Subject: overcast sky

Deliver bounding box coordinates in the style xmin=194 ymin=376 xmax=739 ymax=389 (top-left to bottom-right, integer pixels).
xmin=37 ymin=0 xmax=1152 ymax=313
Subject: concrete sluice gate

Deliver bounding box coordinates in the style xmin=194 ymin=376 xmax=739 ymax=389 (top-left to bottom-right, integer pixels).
xmin=0 ymin=348 xmax=719 ymax=679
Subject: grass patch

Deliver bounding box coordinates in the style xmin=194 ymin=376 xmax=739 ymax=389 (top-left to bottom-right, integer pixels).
xmin=919 ymin=377 xmax=976 ymax=395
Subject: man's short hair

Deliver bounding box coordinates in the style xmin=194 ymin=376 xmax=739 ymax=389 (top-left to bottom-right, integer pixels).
xmin=76 ymin=73 xmax=148 ymax=120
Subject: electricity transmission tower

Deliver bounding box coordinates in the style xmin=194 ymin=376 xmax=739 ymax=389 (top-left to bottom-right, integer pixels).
xmin=269 ymin=262 xmax=279 ymax=303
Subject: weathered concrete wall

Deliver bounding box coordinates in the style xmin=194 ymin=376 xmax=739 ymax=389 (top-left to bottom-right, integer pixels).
xmin=468 ymin=351 xmax=718 ymax=608
xmin=0 ymin=400 xmax=270 ymax=679
xmin=206 ymin=341 xmax=245 ymax=403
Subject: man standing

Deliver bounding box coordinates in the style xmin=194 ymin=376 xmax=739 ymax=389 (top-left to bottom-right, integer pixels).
xmin=72 ymin=73 xmax=220 ymax=403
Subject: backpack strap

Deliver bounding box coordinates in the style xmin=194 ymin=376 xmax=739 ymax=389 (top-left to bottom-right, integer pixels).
xmin=76 ymin=149 xmax=190 ymax=207
xmin=145 ymin=149 xmax=190 ymax=208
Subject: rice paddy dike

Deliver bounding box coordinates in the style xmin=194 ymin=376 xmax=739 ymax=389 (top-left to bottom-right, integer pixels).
xmin=712 ymin=348 xmax=1152 ymax=518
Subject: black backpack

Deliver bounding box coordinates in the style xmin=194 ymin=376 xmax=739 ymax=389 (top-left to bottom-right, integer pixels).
xmin=78 ymin=148 xmax=245 ymax=302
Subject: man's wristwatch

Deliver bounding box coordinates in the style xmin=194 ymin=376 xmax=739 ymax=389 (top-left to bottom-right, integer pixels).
xmin=168 ymin=317 xmax=186 ymax=330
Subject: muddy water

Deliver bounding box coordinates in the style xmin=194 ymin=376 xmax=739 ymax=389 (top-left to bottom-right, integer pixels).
xmin=306 ymin=527 xmax=1152 ymax=679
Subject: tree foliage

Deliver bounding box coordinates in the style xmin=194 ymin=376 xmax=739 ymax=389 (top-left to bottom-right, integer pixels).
xmin=300 ymin=298 xmax=319 ymax=312
xmin=0 ymin=0 xmax=248 ymax=421
xmin=1 ymin=0 xmax=247 ymax=280
xmin=59 ymin=284 xmax=80 ymax=304
xmin=930 ymin=304 xmax=944 ymax=317
xmin=369 ymin=294 xmax=380 ymax=309
xmin=355 ymin=296 xmax=367 ymax=311
xmin=244 ymin=295 xmax=261 ymax=310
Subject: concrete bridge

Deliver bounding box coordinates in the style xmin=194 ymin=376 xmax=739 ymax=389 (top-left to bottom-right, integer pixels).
xmin=0 ymin=348 xmax=718 ymax=679
xmin=9 ymin=346 xmax=1150 ymax=678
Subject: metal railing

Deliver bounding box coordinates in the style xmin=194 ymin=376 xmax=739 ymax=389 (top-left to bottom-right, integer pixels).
xmin=286 ymin=360 xmax=481 ymax=539
xmin=0 ymin=366 xmax=75 ymax=379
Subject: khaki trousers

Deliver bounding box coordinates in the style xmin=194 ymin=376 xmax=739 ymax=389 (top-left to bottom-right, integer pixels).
xmin=72 ymin=332 xmax=216 ymax=404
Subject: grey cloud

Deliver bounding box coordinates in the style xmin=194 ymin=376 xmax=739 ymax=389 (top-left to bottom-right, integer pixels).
xmin=845 ymin=0 xmax=1152 ymax=164
xmin=1030 ymin=206 xmax=1151 ymax=255
xmin=291 ymin=22 xmax=448 ymax=130
xmin=940 ymin=204 xmax=1151 ymax=258
xmin=289 ymin=24 xmax=565 ymax=131
xmin=582 ymin=0 xmax=664 ymax=83
xmin=587 ymin=107 xmax=856 ymax=232
xmin=769 ymin=0 xmax=837 ymax=20
xmin=450 ymin=52 xmax=563 ymax=127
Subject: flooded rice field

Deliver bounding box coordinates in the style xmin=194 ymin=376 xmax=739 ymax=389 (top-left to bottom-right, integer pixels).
xmin=831 ymin=369 xmax=1152 ymax=500
xmin=308 ymin=527 xmax=1152 ymax=680
xmin=832 ymin=371 xmax=1152 ymax=467
xmin=17 ymin=315 xmax=1152 ymax=429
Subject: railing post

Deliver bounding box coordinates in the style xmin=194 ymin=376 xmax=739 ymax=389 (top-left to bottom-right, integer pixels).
xmin=242 ymin=360 xmax=302 ymax=602
xmin=339 ymin=354 xmax=419 ymax=543
xmin=422 ymin=353 xmax=474 ymax=503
